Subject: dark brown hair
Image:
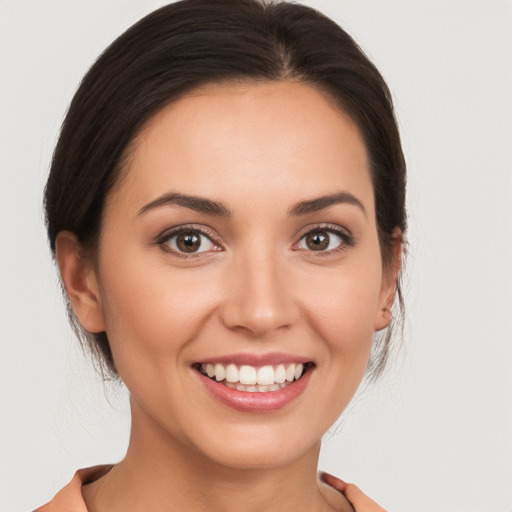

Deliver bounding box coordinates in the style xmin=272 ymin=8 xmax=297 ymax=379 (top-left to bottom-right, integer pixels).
xmin=45 ymin=0 xmax=407 ymax=379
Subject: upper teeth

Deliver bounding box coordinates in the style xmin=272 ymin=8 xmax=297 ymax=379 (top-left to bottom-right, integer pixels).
xmin=200 ymin=363 xmax=304 ymax=386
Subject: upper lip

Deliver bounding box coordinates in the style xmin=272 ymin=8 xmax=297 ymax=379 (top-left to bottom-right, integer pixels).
xmin=195 ymin=352 xmax=313 ymax=367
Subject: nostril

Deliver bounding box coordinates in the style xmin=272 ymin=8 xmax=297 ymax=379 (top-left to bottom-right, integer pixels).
xmin=220 ymin=304 xmax=297 ymax=338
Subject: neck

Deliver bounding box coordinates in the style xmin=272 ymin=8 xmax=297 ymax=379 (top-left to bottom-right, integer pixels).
xmin=82 ymin=400 xmax=338 ymax=512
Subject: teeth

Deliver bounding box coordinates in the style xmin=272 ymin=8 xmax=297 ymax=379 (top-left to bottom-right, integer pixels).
xmin=214 ymin=363 xmax=225 ymax=382
xmin=200 ymin=362 xmax=309 ymax=390
xmin=275 ymin=364 xmax=286 ymax=384
xmin=225 ymin=364 xmax=239 ymax=383
xmin=206 ymin=364 xmax=215 ymax=378
xmin=239 ymin=365 xmax=257 ymax=385
xmin=222 ymin=381 xmax=297 ymax=392
xmin=256 ymin=366 xmax=274 ymax=385
xmin=225 ymin=382 xmax=289 ymax=392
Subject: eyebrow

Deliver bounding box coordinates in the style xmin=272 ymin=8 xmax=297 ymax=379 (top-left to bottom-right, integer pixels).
xmin=288 ymin=191 xmax=367 ymax=217
xmin=138 ymin=190 xmax=366 ymax=218
xmin=138 ymin=192 xmax=231 ymax=217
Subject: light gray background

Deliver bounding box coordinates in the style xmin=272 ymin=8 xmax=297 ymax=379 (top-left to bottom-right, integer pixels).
xmin=1 ymin=1 xmax=511 ymax=511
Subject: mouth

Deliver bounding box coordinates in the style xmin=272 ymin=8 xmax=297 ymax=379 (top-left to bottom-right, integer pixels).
xmin=193 ymin=361 xmax=315 ymax=393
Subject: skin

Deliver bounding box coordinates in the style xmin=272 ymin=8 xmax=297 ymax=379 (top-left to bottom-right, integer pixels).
xmin=57 ymin=80 xmax=399 ymax=512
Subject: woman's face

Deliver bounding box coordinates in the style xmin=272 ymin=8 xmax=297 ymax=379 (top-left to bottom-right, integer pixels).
xmin=88 ymin=81 xmax=395 ymax=468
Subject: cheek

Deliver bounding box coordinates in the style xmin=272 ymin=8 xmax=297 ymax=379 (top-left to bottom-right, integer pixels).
xmin=305 ymin=266 xmax=383 ymax=352
xmin=277 ymin=267 xmax=381 ymax=433
xmin=97 ymin=255 xmax=220 ymax=376
xmin=301 ymin=254 xmax=383 ymax=393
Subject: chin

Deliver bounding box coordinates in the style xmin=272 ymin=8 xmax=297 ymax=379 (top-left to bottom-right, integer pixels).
xmin=186 ymin=422 xmax=322 ymax=471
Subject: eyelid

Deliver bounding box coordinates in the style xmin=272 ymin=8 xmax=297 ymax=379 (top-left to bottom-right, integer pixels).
xmin=153 ymin=222 xmax=355 ymax=257
xmin=155 ymin=224 xmax=223 ymax=256
xmin=293 ymin=223 xmax=356 ymax=253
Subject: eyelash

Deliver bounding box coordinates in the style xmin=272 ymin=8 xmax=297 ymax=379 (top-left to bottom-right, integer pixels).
xmin=293 ymin=223 xmax=356 ymax=256
xmin=156 ymin=224 xmax=222 ymax=259
xmin=155 ymin=223 xmax=355 ymax=258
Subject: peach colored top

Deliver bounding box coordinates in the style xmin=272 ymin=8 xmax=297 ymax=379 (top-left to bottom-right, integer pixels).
xmin=33 ymin=466 xmax=347 ymax=512
xmin=33 ymin=466 xmax=113 ymax=512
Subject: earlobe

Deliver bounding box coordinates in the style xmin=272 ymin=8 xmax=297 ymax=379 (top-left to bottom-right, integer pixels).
xmin=374 ymin=306 xmax=392 ymax=331
xmin=374 ymin=228 xmax=403 ymax=332
xmin=55 ymin=231 xmax=106 ymax=333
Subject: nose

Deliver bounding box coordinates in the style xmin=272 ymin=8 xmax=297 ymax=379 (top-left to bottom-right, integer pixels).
xmin=219 ymin=247 xmax=299 ymax=338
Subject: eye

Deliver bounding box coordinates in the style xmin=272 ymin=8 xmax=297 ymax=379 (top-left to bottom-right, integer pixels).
xmin=296 ymin=227 xmax=352 ymax=253
xmin=159 ymin=227 xmax=220 ymax=255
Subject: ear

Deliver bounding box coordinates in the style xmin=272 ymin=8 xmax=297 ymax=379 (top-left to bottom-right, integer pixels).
xmin=374 ymin=228 xmax=403 ymax=331
xmin=55 ymin=231 xmax=106 ymax=333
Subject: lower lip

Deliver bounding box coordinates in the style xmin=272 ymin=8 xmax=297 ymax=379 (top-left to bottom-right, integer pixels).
xmin=195 ymin=369 xmax=313 ymax=412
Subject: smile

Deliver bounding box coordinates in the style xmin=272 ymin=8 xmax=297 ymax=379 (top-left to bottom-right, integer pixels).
xmin=192 ymin=354 xmax=315 ymax=412
xmin=196 ymin=362 xmax=311 ymax=392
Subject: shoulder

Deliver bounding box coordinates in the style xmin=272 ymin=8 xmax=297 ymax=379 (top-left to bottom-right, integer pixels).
xmin=33 ymin=465 xmax=113 ymax=512
xmin=319 ymin=472 xmax=355 ymax=512
xmin=320 ymin=472 xmax=387 ymax=512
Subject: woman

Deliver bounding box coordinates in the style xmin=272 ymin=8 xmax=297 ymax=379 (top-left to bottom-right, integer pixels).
xmin=35 ymin=0 xmax=406 ymax=510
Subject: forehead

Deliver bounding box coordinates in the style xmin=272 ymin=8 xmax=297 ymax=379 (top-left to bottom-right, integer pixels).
xmin=111 ymin=80 xmax=374 ymax=216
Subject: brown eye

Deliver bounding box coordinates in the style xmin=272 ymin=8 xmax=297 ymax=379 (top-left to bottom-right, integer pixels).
xmin=177 ymin=232 xmax=201 ymax=252
xmin=305 ymin=231 xmax=329 ymax=251
xmin=162 ymin=229 xmax=218 ymax=254
xmin=298 ymin=228 xmax=346 ymax=252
